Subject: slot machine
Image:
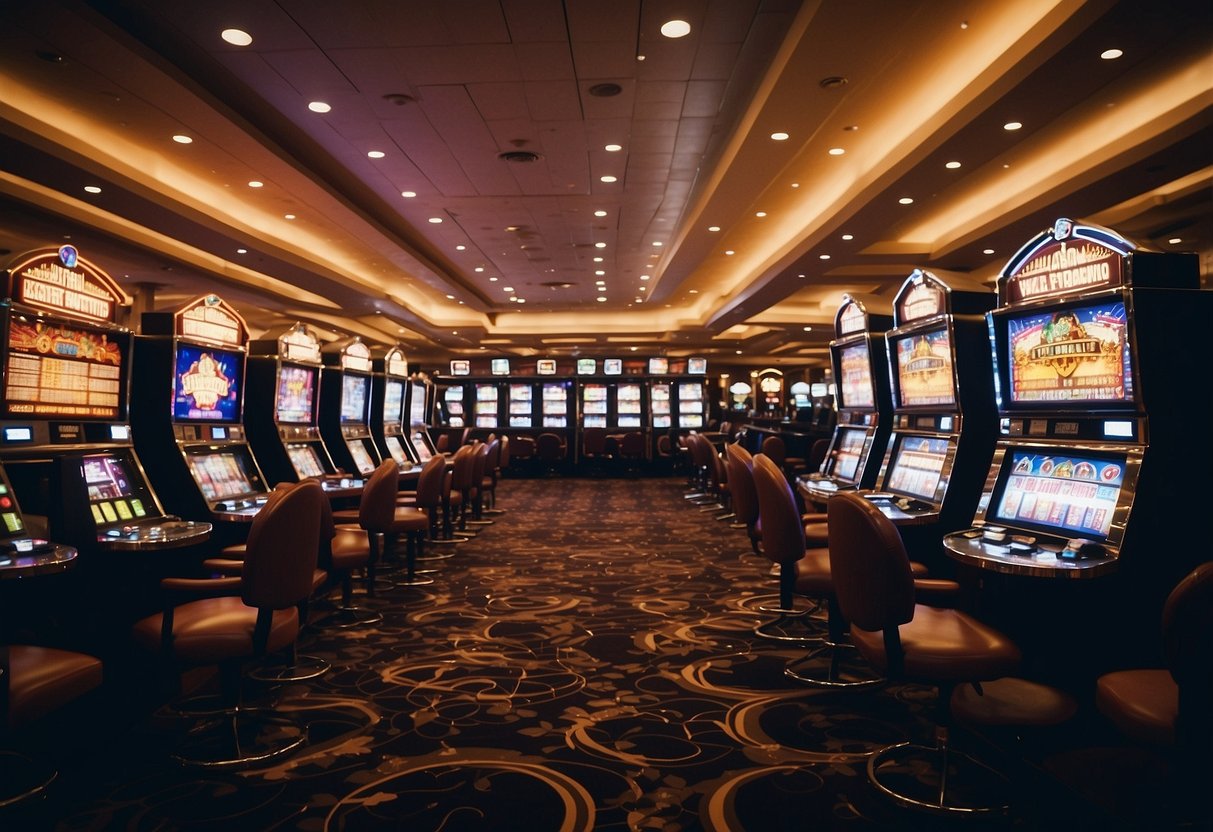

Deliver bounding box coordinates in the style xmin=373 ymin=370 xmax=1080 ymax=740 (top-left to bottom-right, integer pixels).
xmin=942 ymin=218 xmax=1211 ymax=670
xmin=405 ymin=371 xmax=439 ymax=462
xmin=799 ymin=295 xmax=893 ymax=501
xmin=245 ymin=323 xmax=356 ymax=491
xmin=847 ymin=271 xmax=996 ymax=554
xmin=0 ymin=461 xmax=76 ymax=577
xmin=372 ymin=344 xmax=413 ymax=470
xmin=0 ymin=247 xmax=211 ymax=552
xmin=132 ymin=294 xmax=271 ymax=523
xmin=320 ymin=337 xmax=381 ymax=478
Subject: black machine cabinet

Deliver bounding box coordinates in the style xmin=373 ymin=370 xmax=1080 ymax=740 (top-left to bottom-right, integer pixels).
xmin=320 ymin=337 xmax=381 ymax=478
xmin=371 ymin=345 xmax=413 ymax=470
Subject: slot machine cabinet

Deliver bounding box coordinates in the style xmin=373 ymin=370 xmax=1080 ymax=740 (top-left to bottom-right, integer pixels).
xmin=320 ymin=337 xmax=381 ymax=478
xmin=941 ymin=218 xmax=1212 ymax=673
xmin=405 ymin=372 xmax=439 ymax=463
xmin=0 ymin=247 xmax=210 ymax=553
xmin=855 ymin=271 xmax=997 ymax=562
xmin=0 ymin=461 xmax=76 ymax=578
xmin=245 ymin=323 xmax=349 ymax=490
xmin=133 ymin=295 xmax=271 ymax=525
xmin=372 ymin=345 xmax=413 ymax=470
xmin=799 ymin=295 xmax=894 ymax=503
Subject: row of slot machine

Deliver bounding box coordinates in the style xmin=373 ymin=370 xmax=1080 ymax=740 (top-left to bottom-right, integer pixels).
xmin=435 ymin=356 xmax=710 ymax=457
xmin=0 ymin=246 xmax=443 ymax=580
xmin=798 ymin=218 xmax=1211 ymax=677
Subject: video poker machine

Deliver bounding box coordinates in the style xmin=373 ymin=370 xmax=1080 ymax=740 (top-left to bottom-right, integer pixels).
xmin=799 ymin=295 xmax=893 ymax=502
xmin=372 ymin=345 xmax=413 ymax=470
xmin=132 ymin=294 xmax=272 ymax=524
xmin=942 ymin=218 xmax=1212 ymax=670
xmin=0 ymin=247 xmax=210 ymax=553
xmin=854 ymin=271 xmax=996 ymax=561
xmin=245 ymin=323 xmax=358 ymax=491
xmin=320 ymin=337 xmax=382 ymax=478
xmin=405 ymin=372 xmax=439 ymax=463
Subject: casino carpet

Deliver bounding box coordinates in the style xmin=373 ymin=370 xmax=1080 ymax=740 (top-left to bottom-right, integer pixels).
xmin=6 ymin=475 xmax=1187 ymax=830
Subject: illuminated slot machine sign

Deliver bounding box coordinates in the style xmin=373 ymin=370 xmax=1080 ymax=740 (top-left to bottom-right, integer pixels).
xmin=2 ymin=246 xmax=130 ymax=430
xmin=893 ymin=329 xmax=955 ymax=408
xmin=277 ymin=364 xmax=317 ymax=425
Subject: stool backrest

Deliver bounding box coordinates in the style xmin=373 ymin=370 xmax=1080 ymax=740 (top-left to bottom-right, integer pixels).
xmin=450 ymin=442 xmax=477 ymax=489
xmin=242 ymin=479 xmax=324 ymax=609
xmin=725 ymin=443 xmax=758 ymax=526
xmin=826 ymin=491 xmax=916 ymax=633
xmin=358 ymin=459 xmax=401 ymax=532
xmin=414 ymin=454 xmax=447 ymax=509
xmin=1163 ymin=561 xmax=1213 ymax=689
xmin=761 ymin=435 xmax=786 ymax=467
xmin=751 ymin=453 xmax=804 ymax=565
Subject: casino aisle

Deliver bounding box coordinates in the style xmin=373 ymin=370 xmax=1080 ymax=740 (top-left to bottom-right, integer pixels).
xmin=7 ymin=474 xmax=1185 ymax=831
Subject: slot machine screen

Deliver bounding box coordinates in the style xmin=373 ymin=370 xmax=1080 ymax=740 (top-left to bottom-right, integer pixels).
xmin=384 ymin=435 xmax=409 ymax=466
xmin=286 ymin=444 xmax=326 ymax=478
xmin=885 ymin=435 xmax=952 ymax=501
xmin=836 ymin=342 xmax=875 ymax=409
xmin=989 ymin=449 xmax=1127 ymax=540
xmin=383 ymin=380 xmax=405 ymax=423
xmin=276 ymin=364 xmax=317 ymax=424
xmin=80 ymin=452 xmax=156 ymax=524
xmin=411 ymin=432 xmax=433 ymax=463
xmin=340 ymin=374 xmax=371 ymax=424
xmin=891 ymin=327 xmax=956 ymax=408
xmin=173 ymin=344 xmax=243 ymax=422
xmin=3 ymin=317 xmax=126 ymax=420
xmin=346 ymin=439 xmax=377 ymax=474
xmin=409 ymin=382 xmax=429 ymax=428
xmin=186 ymin=450 xmax=259 ymax=501
xmin=831 ymin=427 xmax=868 ymax=482
xmin=998 ymin=299 xmax=1135 ymax=409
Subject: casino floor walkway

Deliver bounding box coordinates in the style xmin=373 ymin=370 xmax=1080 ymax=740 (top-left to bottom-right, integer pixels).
xmin=10 ymin=475 xmax=1183 ymax=831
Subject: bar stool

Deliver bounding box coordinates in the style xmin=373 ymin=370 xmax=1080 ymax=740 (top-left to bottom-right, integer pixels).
xmin=466 ymin=440 xmax=496 ymax=527
xmin=723 ymin=443 xmax=760 ymax=556
xmin=347 ymin=459 xmax=433 ymax=587
xmin=482 ymin=435 xmax=508 ymax=515
xmin=403 ymin=454 xmax=454 ymax=563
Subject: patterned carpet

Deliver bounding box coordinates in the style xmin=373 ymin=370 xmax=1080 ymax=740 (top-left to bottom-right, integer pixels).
xmin=6 ymin=475 xmax=1182 ymax=830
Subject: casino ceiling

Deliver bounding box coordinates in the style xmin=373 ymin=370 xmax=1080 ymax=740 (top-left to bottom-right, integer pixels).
xmin=0 ymin=0 xmax=1209 ymax=366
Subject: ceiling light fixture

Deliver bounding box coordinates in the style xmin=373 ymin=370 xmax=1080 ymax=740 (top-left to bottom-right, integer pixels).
xmin=503 ymin=286 xmax=514 ymax=292
xmin=308 ymin=101 xmax=331 ymax=113
xmin=455 ymin=244 xmax=466 ymax=251
xmin=1003 ymin=121 xmax=1023 ymax=131
xmin=516 ymin=298 xmax=526 ymax=304
xmin=489 ymin=276 xmax=498 ymax=282
xmin=221 ymin=28 xmax=252 ymax=46
xmin=827 ymin=147 xmax=845 ymax=156
xmin=724 ymin=250 xmax=735 ymax=256
xmin=770 ymin=132 xmax=789 ymax=141
xmin=172 ymin=134 xmax=193 ymax=144
xmin=803 ymin=326 xmax=813 ymax=332
xmin=898 ymin=197 xmax=914 ymax=204
xmin=428 ymin=217 xmax=443 ymax=223
xmin=367 ymin=150 xmax=385 ymax=159
xmin=707 ymin=225 xmax=720 ymax=232
xmin=841 ymin=234 xmax=853 ymax=241
xmin=474 ymin=266 xmax=485 ymax=272
xmin=236 ymin=248 xmax=247 ymax=254
xmin=652 ymin=241 xmax=662 ymax=247
xmin=660 ymin=19 xmax=691 ymax=38
xmin=597 ymin=296 xmax=607 ymax=302
xmin=83 ymin=185 xmax=101 ymax=194
xmin=594 ymin=210 xmax=607 ymax=217
xmin=983 ymin=248 xmax=995 ymax=255
xmin=689 ymin=289 xmax=699 ymax=294
xmin=401 ymin=190 xmax=416 ymax=198
xmin=595 ymin=242 xmax=607 ymax=248
xmin=600 ymin=175 xmax=617 ymax=183
xmin=819 ymin=254 xmax=830 ymax=260
xmin=593 ymin=256 xmax=603 ymax=262
xmin=640 ymin=275 xmax=650 ymax=280
xmin=604 ymin=144 xmax=622 ymax=152
xmin=790 ymin=182 xmax=800 ymax=188
xmin=755 ymin=211 xmax=767 ymax=218
xmin=445 ymin=294 xmax=455 ymax=300
xmin=595 ymin=270 xmax=605 ymax=275
xmin=1101 ymin=48 xmax=1123 ymax=60
xmin=284 ymin=214 xmax=296 ymax=220
xmin=248 ymin=180 xmax=263 ymax=188
xmin=1168 ymin=237 xmax=1182 ymax=244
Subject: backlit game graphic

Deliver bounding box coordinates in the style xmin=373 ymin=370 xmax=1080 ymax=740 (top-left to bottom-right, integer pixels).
xmin=886 ymin=436 xmax=950 ymax=500
xmin=384 ymin=380 xmax=404 ymax=422
xmin=1008 ymin=302 xmax=1132 ymax=404
xmin=340 ymin=375 xmax=370 ymax=423
xmin=276 ymin=365 xmax=316 ymax=424
xmin=894 ymin=329 xmax=955 ymax=407
xmin=994 ymin=450 xmax=1125 ymax=538
xmin=838 ymin=343 xmax=875 ymax=408
xmin=834 ymin=428 xmax=867 ymax=482
xmin=4 ymin=320 xmax=123 ymax=419
xmin=174 ymin=345 xmax=240 ymax=421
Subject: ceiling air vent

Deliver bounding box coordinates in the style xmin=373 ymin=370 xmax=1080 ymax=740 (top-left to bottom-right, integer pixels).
xmin=588 ymin=83 xmax=623 ymax=97
xmin=498 ymin=151 xmax=542 ymax=163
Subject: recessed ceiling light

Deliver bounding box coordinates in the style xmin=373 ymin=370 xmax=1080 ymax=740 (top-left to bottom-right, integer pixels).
xmin=597 ymin=296 xmax=607 ymax=302
xmin=798 ymin=273 xmax=805 ymax=278
xmin=236 ymin=248 xmax=247 ymax=254
xmin=220 ymin=28 xmax=252 ymax=46
xmin=83 ymin=185 xmax=101 ymax=194
xmin=604 ymin=144 xmax=622 ymax=152
xmin=455 ymin=244 xmax=466 ymax=251
xmin=803 ymin=326 xmax=813 ymax=332
xmin=308 ymin=101 xmax=331 ymax=113
xmin=248 ymin=180 xmax=263 ymax=188
xmin=983 ymin=248 xmax=995 ymax=255
xmin=600 ymin=175 xmax=618 ymax=183
xmin=827 ymin=147 xmax=845 ymax=156
xmin=401 ymin=190 xmax=417 ymax=198
xmin=638 ymin=286 xmax=646 ymax=291
xmin=503 ymin=286 xmax=515 ymax=292
xmin=724 ymin=250 xmax=735 ymax=256
xmin=945 ymin=161 xmax=962 ymax=169
xmin=640 ymin=275 xmax=650 ymax=280
xmin=819 ymin=254 xmax=831 ymax=260
xmin=707 ymin=226 xmax=720 ymax=232
xmin=367 ymin=150 xmax=385 ymax=159
xmin=593 ymin=256 xmax=604 ymax=262
xmin=516 ymin=298 xmax=526 ymax=304
xmin=898 ymin=197 xmax=914 ymax=204
xmin=1101 ymin=48 xmax=1123 ymax=60
xmin=172 ymin=134 xmax=193 ymax=144
xmin=489 ymin=276 xmax=498 ymax=282
xmin=755 ymin=211 xmax=767 ymax=218
xmin=790 ymin=182 xmax=800 ymax=189
xmin=735 ymin=350 xmax=742 ymax=355
xmin=284 ymin=213 xmax=296 ymax=220
xmin=689 ymin=289 xmax=699 ymax=294
xmin=509 ymin=296 xmax=518 ymax=302
xmin=841 ymin=234 xmax=853 ymax=241
xmin=445 ymin=294 xmax=455 ymax=300
xmin=652 ymin=241 xmax=662 ymax=247
xmin=428 ymin=217 xmax=443 ymax=223
xmin=474 ymin=266 xmax=485 ymax=272
xmin=595 ymin=242 xmax=607 ymax=248
xmin=770 ymin=132 xmax=789 ymax=141
xmin=595 ymin=270 xmax=605 ymax=275
xmin=843 ymin=124 xmax=859 ymax=132
xmin=660 ymin=19 xmax=691 ymax=38
xmin=593 ymin=210 xmax=607 ymax=217
xmin=1168 ymin=237 xmax=1182 ymax=244
xmin=1003 ymin=121 xmax=1022 ymax=131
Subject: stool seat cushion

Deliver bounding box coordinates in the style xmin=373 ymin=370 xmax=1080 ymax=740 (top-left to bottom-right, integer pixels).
xmin=388 ymin=507 xmax=428 ymax=533
xmin=793 ymin=548 xmax=832 ymax=594
xmin=330 ymin=526 xmax=370 ymax=569
xmin=1096 ymin=669 xmax=1176 ymax=747
xmin=220 ymin=543 xmax=247 ymax=558
xmin=331 ymin=508 xmax=360 ymax=523
xmin=803 ymin=521 xmax=828 ymax=547
xmin=850 ymin=604 xmax=1022 ymax=682
xmin=132 ymin=597 xmax=299 ymax=665
xmin=951 ymin=677 xmax=1077 ymax=727
xmin=6 ymin=646 xmax=103 ymax=727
